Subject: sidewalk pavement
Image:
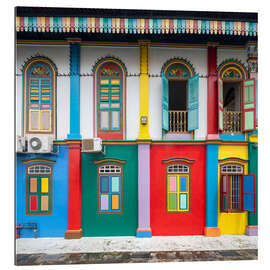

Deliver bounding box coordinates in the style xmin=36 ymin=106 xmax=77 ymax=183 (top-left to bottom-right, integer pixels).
xmin=15 ymin=235 xmax=258 ymax=265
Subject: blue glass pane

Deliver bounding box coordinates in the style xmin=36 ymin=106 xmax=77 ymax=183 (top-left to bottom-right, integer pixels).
xmin=180 ymin=177 xmax=187 ymax=192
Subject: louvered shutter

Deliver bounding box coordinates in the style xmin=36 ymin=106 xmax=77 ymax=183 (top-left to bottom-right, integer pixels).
xmin=243 ymin=79 xmax=256 ymax=131
xmin=218 ymin=77 xmax=224 ymax=131
xmin=221 ymin=175 xmax=229 ymax=213
xmin=242 ymin=174 xmax=256 ymax=213
xmin=188 ymin=74 xmax=199 ymax=131
xmin=162 ymin=73 xmax=169 ymax=131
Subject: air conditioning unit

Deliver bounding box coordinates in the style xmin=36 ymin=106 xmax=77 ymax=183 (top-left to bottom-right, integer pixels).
xmin=16 ymin=136 xmax=26 ymax=153
xmin=27 ymin=136 xmax=53 ymax=153
xmin=82 ymin=138 xmax=102 ymax=153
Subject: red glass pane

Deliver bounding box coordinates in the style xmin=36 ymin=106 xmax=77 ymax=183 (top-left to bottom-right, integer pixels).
xmin=30 ymin=195 xmax=37 ymax=211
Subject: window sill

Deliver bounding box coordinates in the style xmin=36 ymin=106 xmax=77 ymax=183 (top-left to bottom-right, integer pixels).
xmin=164 ymin=133 xmax=192 ymax=141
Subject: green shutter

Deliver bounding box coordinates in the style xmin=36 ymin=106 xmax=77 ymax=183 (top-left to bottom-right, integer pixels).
xmin=218 ymin=77 xmax=224 ymax=131
xmin=162 ymin=73 xmax=169 ymax=131
xmin=243 ymin=79 xmax=256 ymax=131
xmin=188 ymin=74 xmax=199 ymax=131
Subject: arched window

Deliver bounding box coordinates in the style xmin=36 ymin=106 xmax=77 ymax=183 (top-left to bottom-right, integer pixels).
xmin=161 ymin=58 xmax=199 ymax=134
xmin=26 ymin=164 xmax=52 ymax=215
xmin=166 ymin=163 xmax=190 ymax=212
xmin=23 ymin=57 xmax=56 ymax=137
xmin=97 ymin=163 xmax=123 ymax=213
xmin=217 ymin=60 xmax=256 ymax=133
xmin=94 ymin=58 xmax=126 ymax=140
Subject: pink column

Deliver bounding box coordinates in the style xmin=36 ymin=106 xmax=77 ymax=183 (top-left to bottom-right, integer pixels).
xmin=136 ymin=143 xmax=152 ymax=237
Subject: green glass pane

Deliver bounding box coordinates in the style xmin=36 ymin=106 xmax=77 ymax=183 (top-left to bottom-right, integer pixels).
xmin=169 ymin=193 xmax=177 ymax=210
xmin=223 ymin=194 xmax=227 ymax=211
xmin=244 ymin=103 xmax=254 ymax=109
xmin=219 ymin=110 xmax=223 ymax=130
xmin=179 ymin=194 xmax=187 ymax=210
xmin=111 ymin=176 xmax=120 ymax=192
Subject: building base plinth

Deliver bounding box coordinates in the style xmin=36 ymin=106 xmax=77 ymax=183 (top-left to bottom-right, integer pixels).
xmin=65 ymin=229 xmax=82 ymax=239
xmin=245 ymin=226 xmax=258 ymax=236
xmin=136 ymin=229 xmax=152 ymax=238
xmin=204 ymin=227 xmax=221 ymax=237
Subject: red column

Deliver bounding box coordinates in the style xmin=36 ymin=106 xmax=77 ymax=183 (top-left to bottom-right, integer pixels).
xmin=207 ymin=45 xmax=219 ymax=139
xmin=65 ymin=143 xmax=82 ymax=239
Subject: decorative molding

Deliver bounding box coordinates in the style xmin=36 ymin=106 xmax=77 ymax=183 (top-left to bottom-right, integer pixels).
xmin=22 ymin=159 xmax=56 ymax=164
xmin=217 ymin=58 xmax=249 ymax=80
xmin=16 ymin=16 xmax=258 ymax=37
xmin=161 ymin=57 xmax=196 ymax=77
xmin=93 ymin=158 xmax=127 ymax=164
xmin=162 ymin=157 xmax=195 ymax=164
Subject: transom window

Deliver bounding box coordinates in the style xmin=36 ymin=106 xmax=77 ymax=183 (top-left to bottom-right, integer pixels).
xmin=167 ymin=164 xmax=189 ymax=173
xmin=28 ymin=164 xmax=51 ymax=174
xmin=221 ymin=164 xmax=243 ymax=174
xmin=99 ymin=165 xmax=121 ymax=174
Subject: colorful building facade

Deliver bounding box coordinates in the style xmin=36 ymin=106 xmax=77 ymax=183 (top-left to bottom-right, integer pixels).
xmin=15 ymin=7 xmax=258 ymax=239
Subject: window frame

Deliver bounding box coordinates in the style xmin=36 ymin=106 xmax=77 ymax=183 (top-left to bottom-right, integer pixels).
xmin=23 ymin=58 xmax=56 ymax=137
xmin=166 ymin=163 xmax=191 ymax=213
xmin=25 ymin=163 xmax=53 ymax=215
xmin=220 ymin=163 xmax=244 ymax=213
xmin=97 ymin=163 xmax=123 ymax=214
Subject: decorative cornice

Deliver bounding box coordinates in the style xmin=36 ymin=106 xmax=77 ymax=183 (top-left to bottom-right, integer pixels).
xmin=93 ymin=158 xmax=127 ymax=164
xmin=16 ymin=16 xmax=258 ymax=37
xmin=162 ymin=157 xmax=195 ymax=164
xmin=22 ymin=158 xmax=56 ymax=164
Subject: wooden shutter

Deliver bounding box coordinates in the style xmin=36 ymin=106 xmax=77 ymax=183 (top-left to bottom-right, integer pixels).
xmin=242 ymin=174 xmax=256 ymax=213
xmin=218 ymin=77 xmax=224 ymax=131
xmin=221 ymin=175 xmax=229 ymax=212
xmin=243 ymin=79 xmax=256 ymax=131
xmin=188 ymin=74 xmax=199 ymax=131
xmin=162 ymin=73 xmax=169 ymax=131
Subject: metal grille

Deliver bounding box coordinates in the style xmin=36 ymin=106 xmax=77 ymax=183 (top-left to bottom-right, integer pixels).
xmin=28 ymin=165 xmax=51 ymax=174
xmin=167 ymin=164 xmax=189 ymax=173
xmin=169 ymin=110 xmax=188 ymax=133
xmin=221 ymin=164 xmax=243 ymax=173
xmin=99 ymin=165 xmax=121 ymax=174
xmin=231 ymin=175 xmax=241 ymax=210
xmin=223 ymin=111 xmax=242 ymax=133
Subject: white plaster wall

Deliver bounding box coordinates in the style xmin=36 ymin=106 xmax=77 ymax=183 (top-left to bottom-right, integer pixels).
xmin=80 ymin=46 xmax=140 ymax=140
xmin=16 ymin=44 xmax=70 ymax=140
xmin=217 ymin=48 xmax=247 ymax=68
xmin=148 ymin=46 xmax=208 ymax=140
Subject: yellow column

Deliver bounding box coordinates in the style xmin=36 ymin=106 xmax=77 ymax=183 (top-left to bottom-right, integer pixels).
xmin=138 ymin=41 xmax=151 ymax=140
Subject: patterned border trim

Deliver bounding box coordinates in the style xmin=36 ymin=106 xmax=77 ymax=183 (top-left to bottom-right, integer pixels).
xmin=218 ymin=157 xmax=248 ymax=163
xmin=22 ymin=159 xmax=56 ymax=164
xmin=161 ymin=57 xmax=195 ymax=77
xmin=162 ymin=157 xmax=195 ymax=164
xmin=16 ymin=17 xmax=257 ymax=36
xmin=93 ymin=158 xmax=127 ymax=164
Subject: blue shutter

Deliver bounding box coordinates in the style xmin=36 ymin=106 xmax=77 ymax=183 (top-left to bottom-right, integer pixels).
xmin=242 ymin=174 xmax=256 ymax=212
xmin=188 ymin=74 xmax=199 ymax=131
xmin=162 ymin=73 xmax=169 ymax=131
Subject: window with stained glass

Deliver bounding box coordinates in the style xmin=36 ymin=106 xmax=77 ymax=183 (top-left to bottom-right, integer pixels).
xmin=167 ymin=164 xmax=190 ymax=212
xmin=26 ymin=164 xmax=52 ymax=215
xmin=98 ymin=164 xmax=122 ymax=214
xmin=24 ymin=60 xmax=55 ymax=135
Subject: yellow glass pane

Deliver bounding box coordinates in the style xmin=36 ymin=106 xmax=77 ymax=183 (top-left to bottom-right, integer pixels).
xmin=112 ymin=194 xmax=119 ymax=210
xmin=111 ymin=80 xmax=120 ymax=85
xmin=100 ymin=80 xmax=109 ymax=85
xmin=41 ymin=177 xmax=49 ymax=193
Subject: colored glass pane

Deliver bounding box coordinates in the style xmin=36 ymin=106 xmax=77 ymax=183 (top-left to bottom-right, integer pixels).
xmin=168 ymin=176 xmax=177 ymax=192
xmin=30 ymin=111 xmax=39 ymax=130
xmin=100 ymin=176 xmax=109 ymax=193
xmin=169 ymin=193 xmax=177 ymax=210
xmin=30 ymin=178 xmax=37 ymax=193
xmin=179 ymin=194 xmax=187 ymax=210
xmin=180 ymin=176 xmax=187 ymax=192
xmin=41 ymin=177 xmax=49 ymax=193
xmin=111 ymin=176 xmax=120 ymax=192
xmin=41 ymin=195 xmax=49 ymax=211
xmin=100 ymin=195 xmax=109 ymax=210
xmin=30 ymin=195 xmax=37 ymax=211
xmin=112 ymin=194 xmax=119 ymax=210
xmin=41 ymin=111 xmax=50 ymax=130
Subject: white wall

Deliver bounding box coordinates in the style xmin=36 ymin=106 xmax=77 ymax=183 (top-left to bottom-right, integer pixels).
xmin=148 ymin=46 xmax=208 ymax=140
xmin=217 ymin=48 xmax=247 ymax=68
xmin=16 ymin=44 xmax=70 ymax=140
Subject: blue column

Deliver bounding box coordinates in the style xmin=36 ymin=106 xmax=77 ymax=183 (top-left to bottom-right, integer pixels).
xmin=67 ymin=41 xmax=81 ymax=140
xmin=205 ymin=143 xmax=220 ymax=236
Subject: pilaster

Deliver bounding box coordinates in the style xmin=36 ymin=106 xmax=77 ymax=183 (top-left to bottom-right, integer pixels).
xmin=67 ymin=38 xmax=81 ymax=140
xmin=137 ymin=41 xmax=151 ymax=140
